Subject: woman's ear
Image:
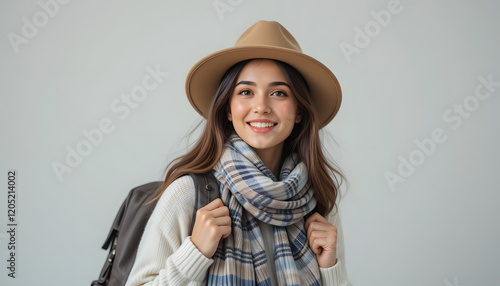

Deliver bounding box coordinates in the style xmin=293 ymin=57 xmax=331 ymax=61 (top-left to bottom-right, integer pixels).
xmin=295 ymin=110 xmax=302 ymax=123
xmin=227 ymin=105 xmax=232 ymax=121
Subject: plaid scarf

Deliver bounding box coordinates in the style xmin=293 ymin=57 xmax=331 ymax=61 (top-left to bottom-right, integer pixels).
xmin=209 ymin=134 xmax=320 ymax=286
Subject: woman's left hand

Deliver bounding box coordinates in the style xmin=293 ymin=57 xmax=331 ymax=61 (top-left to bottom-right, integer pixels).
xmin=305 ymin=212 xmax=338 ymax=268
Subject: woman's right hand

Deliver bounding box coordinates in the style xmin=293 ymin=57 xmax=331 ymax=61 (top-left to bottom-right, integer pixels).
xmin=191 ymin=198 xmax=232 ymax=258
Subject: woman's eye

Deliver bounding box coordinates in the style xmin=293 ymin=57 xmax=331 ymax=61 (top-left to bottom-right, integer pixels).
xmin=272 ymin=91 xmax=287 ymax=97
xmin=239 ymin=90 xmax=251 ymax=96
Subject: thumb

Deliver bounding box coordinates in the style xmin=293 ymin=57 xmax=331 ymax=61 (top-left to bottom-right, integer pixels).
xmin=309 ymin=242 xmax=322 ymax=255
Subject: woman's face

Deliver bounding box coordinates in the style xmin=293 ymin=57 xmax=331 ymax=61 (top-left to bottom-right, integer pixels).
xmin=228 ymin=59 xmax=302 ymax=161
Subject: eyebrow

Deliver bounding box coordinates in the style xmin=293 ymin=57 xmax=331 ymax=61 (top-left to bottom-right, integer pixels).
xmin=235 ymin=80 xmax=290 ymax=88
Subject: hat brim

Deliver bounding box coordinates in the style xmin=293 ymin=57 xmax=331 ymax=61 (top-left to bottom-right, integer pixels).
xmin=185 ymin=45 xmax=341 ymax=128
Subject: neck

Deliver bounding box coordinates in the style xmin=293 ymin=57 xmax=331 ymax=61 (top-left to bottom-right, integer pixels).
xmin=253 ymin=143 xmax=284 ymax=179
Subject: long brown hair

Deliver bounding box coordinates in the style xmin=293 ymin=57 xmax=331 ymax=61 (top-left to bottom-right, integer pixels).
xmin=152 ymin=59 xmax=345 ymax=216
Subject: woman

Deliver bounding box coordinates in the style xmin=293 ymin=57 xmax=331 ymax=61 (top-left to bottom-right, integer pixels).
xmin=126 ymin=20 xmax=351 ymax=285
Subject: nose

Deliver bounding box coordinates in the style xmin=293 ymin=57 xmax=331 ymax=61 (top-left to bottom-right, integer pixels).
xmin=252 ymin=93 xmax=271 ymax=114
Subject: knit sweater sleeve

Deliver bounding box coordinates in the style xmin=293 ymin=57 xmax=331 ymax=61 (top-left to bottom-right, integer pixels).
xmin=319 ymin=212 xmax=354 ymax=286
xmin=125 ymin=176 xmax=213 ymax=286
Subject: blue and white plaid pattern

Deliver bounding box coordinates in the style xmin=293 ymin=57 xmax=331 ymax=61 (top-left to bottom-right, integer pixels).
xmin=209 ymin=134 xmax=320 ymax=285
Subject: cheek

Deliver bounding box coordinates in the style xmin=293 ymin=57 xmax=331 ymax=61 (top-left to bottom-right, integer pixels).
xmin=279 ymin=102 xmax=299 ymax=120
xmin=229 ymin=101 xmax=247 ymax=119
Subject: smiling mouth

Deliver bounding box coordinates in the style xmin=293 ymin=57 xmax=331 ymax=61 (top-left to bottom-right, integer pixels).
xmin=248 ymin=122 xmax=277 ymax=128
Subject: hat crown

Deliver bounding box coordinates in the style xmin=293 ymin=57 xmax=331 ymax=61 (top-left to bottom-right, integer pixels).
xmin=234 ymin=20 xmax=302 ymax=52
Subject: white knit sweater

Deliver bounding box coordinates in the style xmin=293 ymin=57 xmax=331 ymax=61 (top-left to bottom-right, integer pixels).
xmin=125 ymin=175 xmax=352 ymax=286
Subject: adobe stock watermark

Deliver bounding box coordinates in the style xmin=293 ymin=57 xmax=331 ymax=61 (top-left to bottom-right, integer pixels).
xmin=51 ymin=65 xmax=169 ymax=182
xmin=213 ymin=0 xmax=244 ymax=21
xmin=385 ymin=74 xmax=499 ymax=192
xmin=339 ymin=0 xmax=408 ymax=63
xmin=7 ymin=0 xmax=71 ymax=54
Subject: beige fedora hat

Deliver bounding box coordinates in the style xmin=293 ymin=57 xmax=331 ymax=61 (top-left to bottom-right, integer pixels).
xmin=185 ymin=20 xmax=342 ymax=128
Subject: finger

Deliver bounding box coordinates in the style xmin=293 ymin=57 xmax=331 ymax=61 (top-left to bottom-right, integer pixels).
xmin=310 ymin=225 xmax=337 ymax=244
xmin=306 ymin=212 xmax=329 ymax=226
xmin=310 ymin=233 xmax=337 ymax=250
xmin=196 ymin=210 xmax=229 ymax=228
xmin=305 ymin=212 xmax=325 ymax=230
xmin=307 ymin=227 xmax=328 ymax=244
xmin=210 ymin=206 xmax=230 ymax=218
xmin=308 ymin=221 xmax=337 ymax=233
xmin=310 ymin=237 xmax=328 ymax=253
xmin=201 ymin=198 xmax=225 ymax=211
xmin=220 ymin=225 xmax=232 ymax=239
xmin=308 ymin=230 xmax=329 ymax=242
xmin=309 ymin=238 xmax=322 ymax=255
xmin=213 ymin=216 xmax=232 ymax=226
xmin=209 ymin=223 xmax=232 ymax=238
xmin=304 ymin=213 xmax=315 ymax=230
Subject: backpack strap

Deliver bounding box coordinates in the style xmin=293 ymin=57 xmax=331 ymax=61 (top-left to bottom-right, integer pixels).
xmin=188 ymin=171 xmax=220 ymax=234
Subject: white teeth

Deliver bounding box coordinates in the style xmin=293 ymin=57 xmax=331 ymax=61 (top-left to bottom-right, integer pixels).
xmin=249 ymin=122 xmax=275 ymax=128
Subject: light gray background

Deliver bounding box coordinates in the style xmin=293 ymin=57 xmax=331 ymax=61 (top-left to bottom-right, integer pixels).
xmin=1 ymin=0 xmax=499 ymax=285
